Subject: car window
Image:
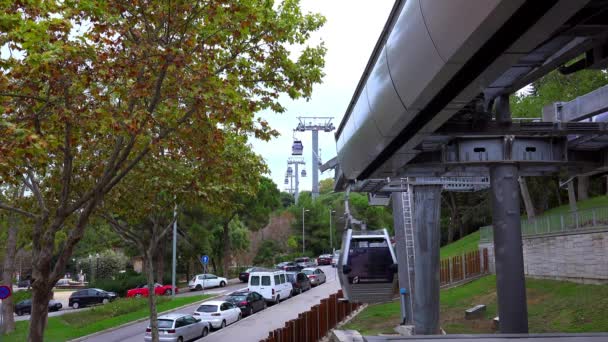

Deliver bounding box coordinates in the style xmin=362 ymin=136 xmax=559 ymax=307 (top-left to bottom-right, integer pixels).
xmin=230 ymin=294 xmax=247 ymax=302
xmin=286 ymin=274 xmax=295 ymax=282
xmin=227 ymin=302 xmax=235 ymax=309
xmin=175 ymin=318 xmax=186 ymax=328
xmin=87 ymin=289 xmax=97 ymax=296
xmin=184 ymin=316 xmax=198 ymax=324
xmin=250 ymin=276 xmax=260 ymax=286
xmin=279 ymin=274 xmax=286 ymax=284
xmin=261 ymin=276 xmax=271 ymax=286
xmin=208 ymin=275 xmax=217 ymax=279
xmin=318 ymin=269 xmax=324 ymax=274
xmin=220 ymin=303 xmax=228 ymax=311
xmin=274 ymin=275 xmax=280 ymax=284
xmin=74 ymin=290 xmax=85 ymax=296
xmin=158 ymin=319 xmax=174 ymax=329
xmin=197 ymin=305 xmax=218 ymax=313
xmin=302 ymin=269 xmax=313 ymax=275
xmin=198 ymin=275 xmax=204 ymax=280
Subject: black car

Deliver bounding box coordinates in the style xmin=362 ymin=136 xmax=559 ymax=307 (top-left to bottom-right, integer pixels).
xmin=238 ymin=267 xmax=269 ymax=283
xmin=69 ymin=288 xmax=117 ymax=309
xmin=17 ymin=279 xmax=31 ymax=288
xmin=225 ymin=290 xmax=266 ymax=316
xmin=14 ymin=299 xmax=62 ymax=316
xmin=286 ymin=272 xmax=312 ymax=295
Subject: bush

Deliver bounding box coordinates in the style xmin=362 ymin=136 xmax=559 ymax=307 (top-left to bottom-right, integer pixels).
xmin=12 ymin=290 xmax=32 ymax=303
xmin=76 ymin=250 xmax=129 ymax=281
xmin=90 ymin=271 xmax=146 ymax=297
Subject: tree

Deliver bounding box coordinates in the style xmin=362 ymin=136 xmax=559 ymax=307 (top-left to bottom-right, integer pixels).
xmin=280 ymin=192 xmax=295 ymax=208
xmin=319 ymin=178 xmax=334 ymax=194
xmin=0 ymin=1 xmax=325 ymax=340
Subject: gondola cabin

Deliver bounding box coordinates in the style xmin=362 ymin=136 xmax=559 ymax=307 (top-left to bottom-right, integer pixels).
xmin=338 ymin=228 xmax=398 ymax=303
xmin=292 ymin=140 xmax=304 ymax=155
xmin=301 ymin=169 xmax=307 ymax=177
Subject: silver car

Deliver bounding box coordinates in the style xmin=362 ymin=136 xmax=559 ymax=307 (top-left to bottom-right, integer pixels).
xmin=302 ymin=267 xmax=327 ymax=286
xmin=144 ymin=313 xmax=211 ymax=342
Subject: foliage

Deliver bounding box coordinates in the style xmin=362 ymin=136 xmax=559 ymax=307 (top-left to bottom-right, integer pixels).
xmin=12 ymin=290 xmax=32 ymax=304
xmin=89 ymin=271 xmax=146 ymax=297
xmin=343 ymin=275 xmax=608 ymax=335
xmin=253 ymin=240 xmax=283 ymax=267
xmin=319 ymin=178 xmax=334 ymax=194
xmin=75 ymin=250 xmax=128 ymax=282
xmin=3 ymin=295 xmax=211 ymax=342
xmin=280 ymin=192 xmax=295 ymax=208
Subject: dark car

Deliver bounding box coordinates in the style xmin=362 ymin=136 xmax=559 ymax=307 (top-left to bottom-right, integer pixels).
xmin=317 ymin=254 xmax=332 ymax=266
xmin=17 ymin=279 xmax=31 ymax=288
xmin=286 ymin=272 xmax=312 ymax=295
xmin=14 ymin=299 xmax=62 ymax=316
xmin=225 ymin=290 xmax=266 ymax=316
xmin=239 ymin=267 xmax=269 ymax=283
xmin=275 ymin=262 xmax=302 ymax=272
xmin=69 ymin=288 xmax=117 ymax=309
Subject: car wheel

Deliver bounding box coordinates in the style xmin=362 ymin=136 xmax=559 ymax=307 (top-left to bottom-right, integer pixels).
xmin=220 ymin=281 xmax=226 ymax=287
xmin=263 ymin=301 xmax=267 ymax=310
xmin=238 ymin=313 xmax=242 ymax=321
xmin=72 ymin=302 xmax=80 ymax=309
xmin=221 ymin=320 xmax=226 ymax=329
xmin=102 ymin=298 xmax=109 ymax=305
xmin=275 ymin=295 xmax=280 ymax=304
xmin=196 ymin=284 xmax=202 ymax=291
xmin=177 ymin=338 xmax=183 ymax=342
xmin=164 ymin=289 xmax=172 ymax=296
xmin=202 ymin=327 xmax=208 ymax=337
xmin=15 ymin=310 xmax=22 ymax=316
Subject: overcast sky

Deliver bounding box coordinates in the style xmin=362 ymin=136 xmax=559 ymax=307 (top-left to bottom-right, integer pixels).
xmin=252 ymin=0 xmax=395 ymax=192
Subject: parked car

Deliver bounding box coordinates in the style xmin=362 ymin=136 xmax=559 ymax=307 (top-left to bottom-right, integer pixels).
xmin=14 ymin=299 xmax=62 ymax=316
xmin=286 ymin=272 xmax=312 ymax=295
xmin=69 ymin=288 xmax=118 ymax=309
xmin=126 ymin=283 xmax=178 ymax=298
xmin=248 ymin=269 xmax=293 ymax=304
xmin=188 ymin=274 xmax=228 ymax=291
xmin=193 ymin=300 xmax=241 ymax=329
xmin=275 ymin=261 xmax=301 ymax=272
xmin=331 ymin=250 xmax=340 ymax=267
xmin=55 ymin=278 xmax=71 ymax=286
xmin=225 ymin=290 xmax=266 ymax=316
xmin=294 ymin=257 xmax=312 ymax=268
xmin=17 ymin=279 xmax=31 ymax=288
xmin=302 ymin=267 xmax=327 ymax=286
xmin=144 ymin=313 xmax=210 ymax=342
xmin=316 ymin=254 xmax=332 ymax=265
xmin=238 ymin=267 xmax=269 ymax=283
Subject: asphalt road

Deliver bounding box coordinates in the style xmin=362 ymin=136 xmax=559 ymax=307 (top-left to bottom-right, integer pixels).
xmin=81 ymin=266 xmax=339 ymax=342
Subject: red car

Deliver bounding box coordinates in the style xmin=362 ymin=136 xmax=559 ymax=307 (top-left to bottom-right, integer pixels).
xmin=126 ymin=283 xmax=178 ymax=298
xmin=317 ymin=254 xmax=332 ymax=266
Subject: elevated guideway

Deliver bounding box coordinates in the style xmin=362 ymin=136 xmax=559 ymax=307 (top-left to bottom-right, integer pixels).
xmin=330 ymin=0 xmax=608 ymax=337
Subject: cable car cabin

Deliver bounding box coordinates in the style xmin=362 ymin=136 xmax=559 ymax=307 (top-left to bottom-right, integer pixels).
xmin=292 ymin=140 xmax=303 ymax=155
xmin=301 ymin=169 xmax=307 ymax=177
xmin=338 ymin=229 xmax=398 ymax=304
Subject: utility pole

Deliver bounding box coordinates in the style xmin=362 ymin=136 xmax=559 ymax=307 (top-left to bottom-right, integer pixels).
xmin=287 ymin=158 xmax=306 ymax=204
xmin=302 ymin=208 xmax=310 ymax=254
xmin=294 ymin=117 xmax=335 ymax=200
xmin=172 ymin=204 xmax=177 ymax=298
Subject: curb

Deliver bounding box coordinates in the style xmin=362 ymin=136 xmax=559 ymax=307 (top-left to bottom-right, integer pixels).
xmin=67 ymin=294 xmax=222 ymax=342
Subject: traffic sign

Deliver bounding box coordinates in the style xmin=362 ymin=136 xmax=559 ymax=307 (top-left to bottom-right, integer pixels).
xmin=201 ymin=255 xmax=209 ymax=264
xmin=0 ymin=285 xmax=11 ymax=300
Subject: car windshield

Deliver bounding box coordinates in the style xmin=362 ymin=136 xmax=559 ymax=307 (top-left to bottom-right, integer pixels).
xmin=245 ymin=268 xmax=253 ymax=272
xmin=302 ymin=269 xmax=313 ymax=275
xmin=157 ymin=319 xmax=174 ymax=329
xmin=196 ymin=305 xmax=218 ymax=313
xmin=286 ymin=274 xmax=296 ymax=282
xmin=228 ymin=295 xmax=247 ymax=302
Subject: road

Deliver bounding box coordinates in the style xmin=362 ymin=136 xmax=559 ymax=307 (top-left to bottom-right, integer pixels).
xmin=82 ymin=266 xmax=339 ymax=342
xmin=6 ymin=279 xmax=245 ymax=322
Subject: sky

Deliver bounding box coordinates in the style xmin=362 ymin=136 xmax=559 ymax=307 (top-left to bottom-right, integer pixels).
xmin=251 ymin=0 xmax=395 ymax=193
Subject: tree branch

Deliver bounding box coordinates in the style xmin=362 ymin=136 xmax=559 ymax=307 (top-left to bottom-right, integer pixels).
xmin=0 ymin=201 xmax=37 ymax=219
xmin=23 ymin=170 xmax=47 ymax=216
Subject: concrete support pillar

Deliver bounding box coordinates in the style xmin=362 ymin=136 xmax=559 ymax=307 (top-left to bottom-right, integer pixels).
xmin=490 ymin=164 xmax=529 ymax=334
xmin=411 ymin=185 xmax=442 ymax=335
xmin=577 ymin=176 xmax=589 ymax=201
xmin=312 ymin=130 xmax=319 ymax=200
xmin=392 ymin=191 xmax=414 ymax=325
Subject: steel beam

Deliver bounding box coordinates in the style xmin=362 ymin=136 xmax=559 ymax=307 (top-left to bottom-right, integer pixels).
xmin=490 ymin=164 xmax=529 ymax=333
xmin=411 ymin=184 xmax=442 ymax=335
xmin=312 ymin=130 xmax=319 ymax=200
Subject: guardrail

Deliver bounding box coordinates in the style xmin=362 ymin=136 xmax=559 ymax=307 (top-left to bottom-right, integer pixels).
xmin=260 ymin=289 xmax=362 ymax=342
xmin=440 ymin=248 xmax=489 ymax=287
xmin=479 ymin=206 xmax=608 ymax=243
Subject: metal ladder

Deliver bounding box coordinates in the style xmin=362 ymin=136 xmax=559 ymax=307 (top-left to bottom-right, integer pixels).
xmin=401 ymin=178 xmax=416 ymax=321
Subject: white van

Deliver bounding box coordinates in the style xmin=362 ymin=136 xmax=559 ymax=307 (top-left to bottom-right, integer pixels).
xmin=248 ymin=270 xmax=293 ymax=304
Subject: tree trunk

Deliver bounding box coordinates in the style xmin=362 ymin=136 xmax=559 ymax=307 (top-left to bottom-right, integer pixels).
xmin=519 ymin=177 xmax=536 ymax=218
xmin=145 ymin=254 xmax=160 ymax=342
xmin=27 ymin=280 xmax=53 ymax=342
xmin=155 ymin=242 xmax=165 ymax=283
xmin=568 ymin=180 xmax=578 ymax=212
xmin=222 ymin=220 xmax=231 ymax=278
xmin=577 ymin=176 xmax=589 ymax=201
xmin=1 ymin=215 xmax=19 ymax=334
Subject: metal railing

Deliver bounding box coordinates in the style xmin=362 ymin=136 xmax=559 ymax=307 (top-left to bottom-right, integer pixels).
xmin=479 ymin=206 xmax=608 ymax=243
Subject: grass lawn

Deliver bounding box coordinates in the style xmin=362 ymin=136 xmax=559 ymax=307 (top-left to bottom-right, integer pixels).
xmin=4 ymin=294 xmax=211 ymax=342
xmin=440 ymin=231 xmax=480 ymax=259
xmin=543 ymin=195 xmax=608 ymax=216
xmin=343 ymin=275 xmax=608 ymax=336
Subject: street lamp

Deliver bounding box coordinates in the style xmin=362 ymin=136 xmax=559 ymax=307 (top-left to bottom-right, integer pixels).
xmin=95 ymin=253 xmax=100 ymax=282
xmin=329 ymin=209 xmax=336 ymax=252
xmin=302 ymin=208 xmax=310 ymax=254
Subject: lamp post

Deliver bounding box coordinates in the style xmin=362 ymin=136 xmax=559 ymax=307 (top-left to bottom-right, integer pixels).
xmin=329 ymin=209 xmax=336 ymax=252
xmin=302 ymin=208 xmax=310 ymax=254
xmin=95 ymin=253 xmax=100 ymax=282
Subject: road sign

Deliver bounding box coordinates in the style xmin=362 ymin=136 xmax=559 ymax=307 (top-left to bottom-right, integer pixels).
xmin=0 ymin=285 xmax=11 ymax=300
xmin=201 ymin=255 xmax=209 ymax=264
